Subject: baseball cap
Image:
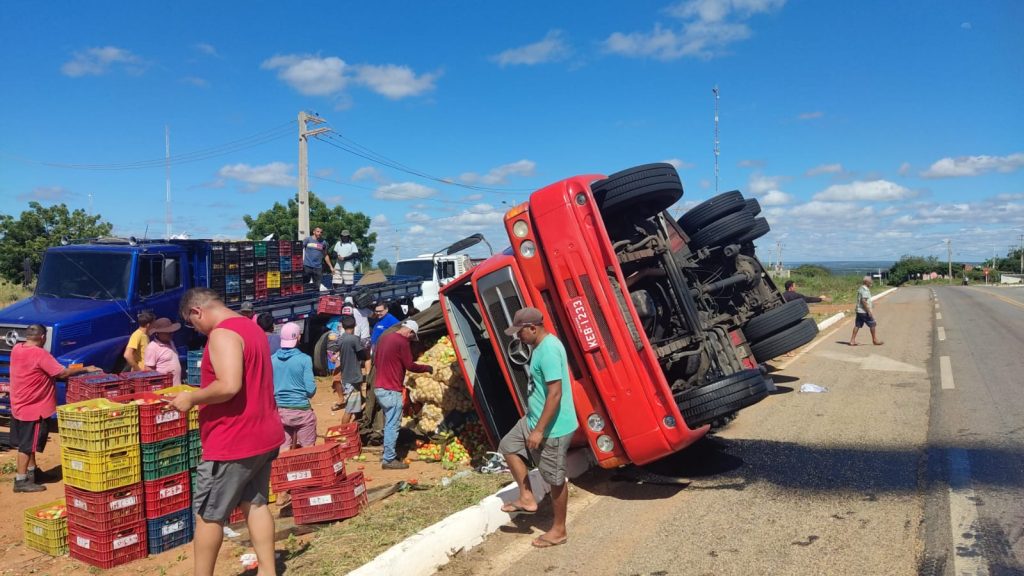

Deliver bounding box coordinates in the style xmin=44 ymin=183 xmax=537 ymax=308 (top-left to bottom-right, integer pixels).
xmin=401 ymin=319 xmax=419 ymax=339
xmin=280 ymin=322 xmax=302 ymax=349
xmin=240 ymin=301 xmax=254 ymax=312
xmin=504 ymin=307 xmax=543 ymax=336
xmin=341 ymin=229 xmax=351 ymax=236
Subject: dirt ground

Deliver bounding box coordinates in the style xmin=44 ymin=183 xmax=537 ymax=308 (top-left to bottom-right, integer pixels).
xmin=0 ymin=377 xmax=466 ymax=576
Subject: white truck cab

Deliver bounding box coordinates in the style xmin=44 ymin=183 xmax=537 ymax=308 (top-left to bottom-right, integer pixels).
xmin=394 ymin=233 xmax=491 ymax=311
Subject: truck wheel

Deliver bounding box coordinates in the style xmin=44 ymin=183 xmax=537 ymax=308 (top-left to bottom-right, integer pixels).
xmin=743 ymin=299 xmax=808 ymax=343
xmin=688 ymin=210 xmax=755 ymax=249
xmin=313 ymin=331 xmax=331 ymax=376
xmin=750 ymin=318 xmax=818 ymax=363
xmin=744 ymin=197 xmax=761 ymax=216
xmin=678 ymin=369 xmax=769 ymax=428
xmin=678 ymin=190 xmax=745 ymax=234
xmin=735 ymin=217 xmax=770 ymax=245
xmin=593 ymin=163 xmax=683 ymax=218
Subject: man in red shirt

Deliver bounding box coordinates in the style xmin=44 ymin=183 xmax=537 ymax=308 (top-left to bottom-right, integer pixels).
xmin=168 ymin=288 xmax=284 ymax=576
xmin=373 ymin=319 xmax=432 ymax=469
xmin=9 ymin=324 xmax=97 ymax=493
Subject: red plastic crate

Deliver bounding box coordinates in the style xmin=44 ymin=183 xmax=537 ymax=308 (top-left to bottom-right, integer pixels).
xmin=68 ymin=522 xmax=148 ymax=569
xmin=229 ymin=506 xmax=245 ymax=525
xmin=291 ymin=254 xmax=303 ymax=268
xmin=111 ymin=391 xmax=186 ymax=443
xmin=143 ymin=471 xmax=191 ymax=519
xmin=271 ymin=443 xmax=345 ymax=491
xmin=317 ymin=295 xmax=344 ymax=315
xmin=279 ymin=240 xmax=292 ymax=255
xmin=65 ymin=483 xmax=146 ymax=534
xmin=292 ymin=471 xmax=367 ymax=525
xmin=323 ymin=424 xmax=362 ymax=459
xmin=67 ymin=373 xmax=132 ymax=404
xmin=121 ymin=371 xmax=173 ymax=394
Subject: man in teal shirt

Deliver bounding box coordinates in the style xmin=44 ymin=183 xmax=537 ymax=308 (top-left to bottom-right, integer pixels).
xmin=498 ymin=307 xmax=577 ymax=549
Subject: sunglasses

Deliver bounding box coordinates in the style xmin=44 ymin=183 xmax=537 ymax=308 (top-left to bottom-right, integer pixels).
xmin=182 ymin=306 xmax=200 ymax=329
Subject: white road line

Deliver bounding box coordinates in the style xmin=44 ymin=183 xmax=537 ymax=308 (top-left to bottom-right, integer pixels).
xmin=935 ymin=303 xmax=940 ymax=309
xmin=936 ymin=312 xmax=942 ymax=320
xmin=937 ymin=327 xmax=946 ymax=341
xmin=947 ymin=448 xmax=990 ymax=576
xmin=940 ymin=356 xmax=955 ymax=389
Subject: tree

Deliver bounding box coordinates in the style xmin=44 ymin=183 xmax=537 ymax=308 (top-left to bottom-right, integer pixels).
xmin=376 ymin=259 xmax=393 ymax=274
xmin=243 ymin=191 xmax=377 ymax=270
xmin=792 ymin=264 xmax=831 ymax=277
xmin=0 ymin=202 xmax=113 ymax=283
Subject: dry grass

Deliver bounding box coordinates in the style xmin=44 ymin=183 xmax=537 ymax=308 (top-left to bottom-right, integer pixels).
xmin=284 ymin=473 xmax=509 ymax=575
xmin=0 ymin=278 xmax=31 ymax=304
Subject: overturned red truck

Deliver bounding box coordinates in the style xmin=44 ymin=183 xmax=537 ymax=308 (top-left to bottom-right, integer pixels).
xmin=439 ymin=163 xmax=817 ymax=468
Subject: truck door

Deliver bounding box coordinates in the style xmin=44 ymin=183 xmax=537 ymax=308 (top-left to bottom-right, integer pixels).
xmin=135 ymin=252 xmax=187 ymax=348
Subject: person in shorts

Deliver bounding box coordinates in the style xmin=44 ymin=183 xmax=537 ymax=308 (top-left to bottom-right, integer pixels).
xmin=497 ymin=307 xmax=577 ymax=549
xmin=169 ymin=288 xmax=284 ymax=576
xmin=328 ymin=315 xmax=369 ymax=425
xmin=272 ymin=322 xmax=317 ymax=450
xmin=9 ymin=324 xmax=98 ymax=493
xmin=849 ymin=275 xmax=883 ymax=346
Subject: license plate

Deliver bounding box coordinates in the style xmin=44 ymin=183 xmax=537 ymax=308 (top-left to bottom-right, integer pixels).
xmin=566 ymin=297 xmax=601 ymax=351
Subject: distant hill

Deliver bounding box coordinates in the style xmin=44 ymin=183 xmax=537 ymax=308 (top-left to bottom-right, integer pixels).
xmin=787 ymin=261 xmax=895 ymax=276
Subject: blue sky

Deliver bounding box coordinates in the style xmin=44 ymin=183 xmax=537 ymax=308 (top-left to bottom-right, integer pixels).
xmin=2 ymin=0 xmax=1022 ymax=265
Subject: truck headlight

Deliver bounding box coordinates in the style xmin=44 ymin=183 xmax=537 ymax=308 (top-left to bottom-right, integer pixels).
xmin=512 ymin=220 xmax=529 ymax=238
xmin=519 ymin=240 xmax=536 ymax=258
xmin=596 ymin=435 xmax=614 ymax=453
xmin=587 ymin=413 xmax=605 ymax=432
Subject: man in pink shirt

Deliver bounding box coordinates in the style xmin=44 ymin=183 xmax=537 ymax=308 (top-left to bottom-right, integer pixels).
xmin=144 ymin=317 xmax=182 ymax=385
xmin=9 ymin=324 xmax=97 ymax=493
xmin=168 ymin=288 xmax=284 ymax=576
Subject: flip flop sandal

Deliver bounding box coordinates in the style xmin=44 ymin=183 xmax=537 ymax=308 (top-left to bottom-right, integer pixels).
xmin=500 ymin=504 xmax=537 ymax=515
xmin=532 ymin=536 xmax=568 ymax=548
xmin=331 ymin=403 xmax=343 ymax=411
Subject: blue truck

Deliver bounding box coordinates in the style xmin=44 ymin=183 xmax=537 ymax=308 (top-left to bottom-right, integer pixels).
xmin=0 ymin=237 xmax=420 ymax=417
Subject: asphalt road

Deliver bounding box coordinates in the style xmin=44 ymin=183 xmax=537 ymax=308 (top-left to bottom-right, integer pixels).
xmin=437 ymin=286 xmax=1024 ymax=576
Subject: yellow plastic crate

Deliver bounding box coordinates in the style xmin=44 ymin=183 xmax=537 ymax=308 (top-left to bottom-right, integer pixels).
xmin=24 ymin=498 xmax=68 ymax=556
xmin=58 ymin=399 xmax=139 ymax=450
xmin=153 ymin=386 xmax=200 ymax=430
xmin=61 ymin=445 xmax=141 ymax=492
xmin=267 ymin=271 xmax=281 ymax=288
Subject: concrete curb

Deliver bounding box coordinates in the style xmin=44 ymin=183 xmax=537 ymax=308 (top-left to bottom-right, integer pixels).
xmin=348 ymin=448 xmax=593 ymax=576
xmin=816 ymin=312 xmax=846 ymax=331
xmin=871 ymin=287 xmax=898 ymax=302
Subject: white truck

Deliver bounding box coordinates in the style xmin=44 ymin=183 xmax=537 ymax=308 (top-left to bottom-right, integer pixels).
xmin=394 ymin=234 xmax=490 ymax=311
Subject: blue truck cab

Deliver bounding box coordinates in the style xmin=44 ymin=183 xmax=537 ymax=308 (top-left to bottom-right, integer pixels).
xmin=0 ymin=238 xmax=420 ymax=417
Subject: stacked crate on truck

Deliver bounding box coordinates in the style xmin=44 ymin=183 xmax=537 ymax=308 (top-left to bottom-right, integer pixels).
xmin=58 ymin=398 xmax=148 ymax=568
xmin=225 ymin=243 xmax=241 ymax=304
xmin=266 ymin=240 xmax=281 ymax=297
xmin=255 ymin=241 xmax=269 ymax=300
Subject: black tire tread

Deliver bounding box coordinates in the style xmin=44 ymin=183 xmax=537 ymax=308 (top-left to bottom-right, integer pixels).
xmin=689 ymin=210 xmax=755 ymax=249
xmin=744 ymin=198 xmax=762 ymax=216
xmin=750 ymin=318 xmax=819 ymax=363
xmin=593 ymin=163 xmax=683 ymax=216
xmin=313 ymin=331 xmax=331 ymax=376
xmin=743 ymin=299 xmax=809 ymax=343
xmin=678 ymin=190 xmax=745 ymax=233
xmin=736 ymin=217 xmax=770 ymax=245
xmin=678 ymin=369 xmax=769 ymax=428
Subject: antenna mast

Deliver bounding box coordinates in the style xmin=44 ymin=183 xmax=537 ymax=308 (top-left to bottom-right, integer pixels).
xmin=713 ymin=85 xmax=720 ymax=194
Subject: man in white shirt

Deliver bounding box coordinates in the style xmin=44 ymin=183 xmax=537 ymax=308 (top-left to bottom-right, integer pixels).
xmin=332 ymin=230 xmax=359 ymax=287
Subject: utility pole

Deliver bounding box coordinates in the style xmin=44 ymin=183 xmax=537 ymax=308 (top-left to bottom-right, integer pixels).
xmin=165 ymin=125 xmax=172 ymax=239
xmin=297 ymin=111 xmax=328 ymax=240
xmin=945 ymin=238 xmax=952 ymax=284
xmin=712 ymin=85 xmax=720 ymax=194
xmin=393 ymin=236 xmax=401 ymax=264
xmin=1019 ymin=234 xmax=1024 ymax=274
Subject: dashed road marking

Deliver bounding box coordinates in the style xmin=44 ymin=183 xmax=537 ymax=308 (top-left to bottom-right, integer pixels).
xmin=940 ymin=356 xmax=955 ymax=390
xmin=936 ymin=312 xmax=942 ymax=320
xmin=947 ymin=448 xmax=990 ymax=576
xmin=937 ymin=327 xmax=946 ymax=341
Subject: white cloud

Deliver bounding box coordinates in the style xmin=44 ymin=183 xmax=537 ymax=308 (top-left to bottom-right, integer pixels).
xmin=761 ymin=190 xmax=793 ymax=206
xmin=898 ymin=162 xmax=911 ymax=176
xmin=748 ymin=173 xmax=785 ymax=195
xmin=462 ymin=193 xmax=484 ymax=202
xmin=663 ymin=158 xmax=695 ymax=170
xmin=469 ymin=203 xmax=495 ymax=214
xmin=182 ymin=76 xmax=208 ymax=87
xmin=405 ymin=211 xmax=431 ymax=222
xmin=920 ymin=153 xmax=1024 ymax=178
xmin=409 ymin=224 xmax=428 ymax=235
xmin=492 ymin=30 xmax=571 ymax=66
xmin=805 ymin=163 xmax=843 ymax=176
xmin=738 ymin=159 xmax=764 ymax=169
xmin=61 ymin=46 xmax=144 ymax=77
xmin=314 ymin=168 xmax=335 ymax=178
xmin=352 ymin=166 xmax=387 ymax=184
xmin=374 ymin=182 xmax=437 ymax=201
xmin=603 ymin=0 xmax=785 ymax=60
xmin=353 ymin=64 xmax=439 ymax=99
xmin=216 ymin=162 xmax=296 ymax=191
xmin=17 ymin=186 xmax=76 ymax=202
xmin=699 ymin=179 xmax=712 ymax=189
xmin=261 ymin=54 xmax=348 ymax=96
xmin=814 ymin=180 xmax=915 ymax=202
xmin=194 ymin=42 xmax=219 ymax=57
xmin=323 ymin=195 xmax=344 ymax=206
xmin=798 ymin=111 xmax=824 ymax=120
xmin=789 ymin=201 xmax=873 ymax=219
xmin=460 ymin=160 xmax=536 ymax=185
xmin=370 ymin=213 xmax=390 ymax=228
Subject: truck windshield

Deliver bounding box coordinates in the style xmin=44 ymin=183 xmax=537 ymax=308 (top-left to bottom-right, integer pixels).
xmin=395 ymin=259 xmax=433 ymax=280
xmin=35 ymin=252 xmax=131 ymax=300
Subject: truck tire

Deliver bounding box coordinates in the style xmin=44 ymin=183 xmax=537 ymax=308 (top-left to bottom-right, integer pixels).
xmin=750 ymin=318 xmax=818 ymax=363
xmin=688 ymin=210 xmax=755 ymax=249
xmin=743 ymin=299 xmax=809 ymax=343
xmin=593 ymin=163 xmax=683 ymax=218
xmin=678 ymin=190 xmax=745 ymax=234
xmin=313 ymin=331 xmax=331 ymax=376
xmin=744 ymin=197 xmax=761 ymax=216
xmin=735 ymin=217 xmax=770 ymax=245
xmin=678 ymin=369 xmax=769 ymax=428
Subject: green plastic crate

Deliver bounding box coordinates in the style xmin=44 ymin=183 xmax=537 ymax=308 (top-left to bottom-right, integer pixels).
xmin=141 ymin=436 xmax=188 ymax=481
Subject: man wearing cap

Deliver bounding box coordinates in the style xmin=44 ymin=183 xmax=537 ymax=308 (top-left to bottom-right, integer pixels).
xmin=498 ymin=307 xmax=577 ymax=549
xmin=303 ymin=226 xmax=334 ymax=290
xmin=144 ymin=317 xmax=183 ymax=385
xmin=239 ymin=301 xmax=256 ymax=320
xmin=272 ymin=322 xmax=317 ymax=450
xmin=332 ymin=229 xmax=359 ymax=287
xmin=373 ymin=318 xmax=433 ymax=469
xmin=9 ymin=324 xmax=99 ymax=492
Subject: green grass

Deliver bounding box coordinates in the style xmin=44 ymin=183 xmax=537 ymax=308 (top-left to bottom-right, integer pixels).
xmin=0 ymin=278 xmax=31 ymax=304
xmin=783 ymin=273 xmax=877 ymax=306
xmin=283 ymin=473 xmax=510 ymax=575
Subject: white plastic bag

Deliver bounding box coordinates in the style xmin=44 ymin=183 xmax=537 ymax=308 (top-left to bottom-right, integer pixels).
xmin=799 ymin=383 xmax=828 ymax=393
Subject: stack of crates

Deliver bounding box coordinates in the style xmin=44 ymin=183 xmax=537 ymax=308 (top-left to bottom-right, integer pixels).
xmin=318 ymin=295 xmax=344 ymax=315
xmin=266 ymin=240 xmax=281 ymax=298
xmin=66 ymin=372 xmax=131 ymax=404
xmin=186 ymin=350 xmax=203 ymax=385
xmin=210 ymin=242 xmax=226 ymax=300
xmin=59 ymin=398 xmax=148 ymax=568
xmin=323 ymin=423 xmax=362 ymax=460
xmin=291 ymin=240 xmax=306 ymax=295
xmin=241 ymin=241 xmax=256 ymax=302
xmin=255 ymin=241 xmax=269 ymax=300
xmin=121 ymin=371 xmax=173 ymax=394
xmin=112 ymin=390 xmax=193 ymax=555
xmin=225 ymin=243 xmax=241 ymax=304
xmin=154 ymin=385 xmax=201 ymax=496
xmin=23 ymin=498 xmax=69 ymax=556
xmin=270 ymin=443 xmax=366 ymax=525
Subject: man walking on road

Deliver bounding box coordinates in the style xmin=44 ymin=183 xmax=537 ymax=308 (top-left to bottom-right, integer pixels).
xmin=373 ymin=319 xmax=432 ymax=469
xmin=849 ymin=276 xmax=883 ymax=346
xmin=169 ymin=288 xmax=284 ymax=576
xmin=497 ymin=307 xmax=577 ymax=549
